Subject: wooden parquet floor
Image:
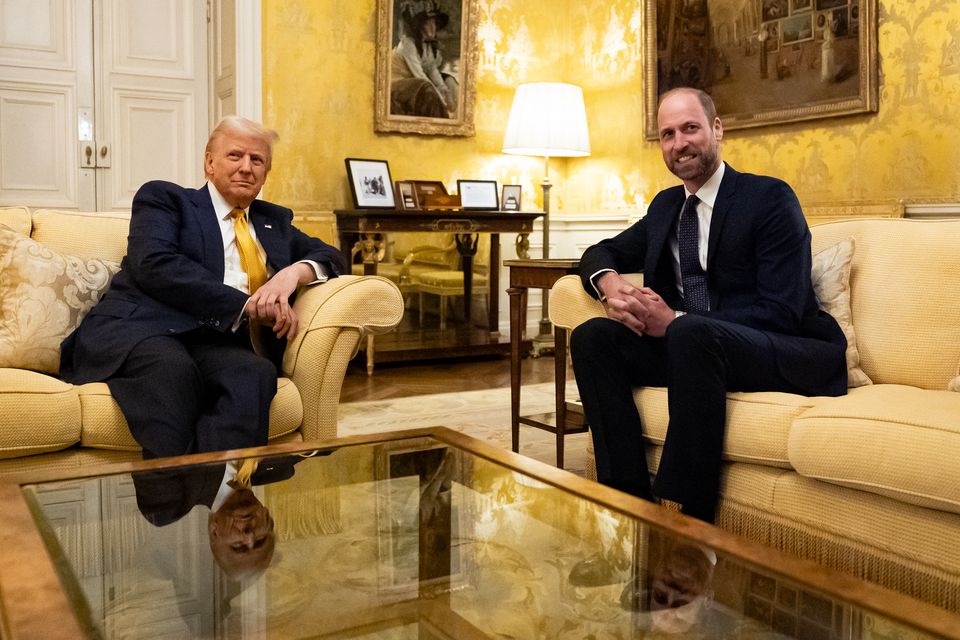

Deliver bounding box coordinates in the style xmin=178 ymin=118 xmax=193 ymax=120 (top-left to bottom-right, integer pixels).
xmin=339 ymin=354 xmax=571 ymax=403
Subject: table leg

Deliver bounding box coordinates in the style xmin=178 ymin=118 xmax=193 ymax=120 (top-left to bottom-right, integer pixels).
xmin=366 ymin=334 xmax=375 ymax=376
xmin=455 ymin=233 xmax=478 ymax=326
xmin=555 ymin=326 xmax=568 ymax=468
xmin=488 ymin=233 xmax=500 ymax=336
xmin=508 ymin=286 xmax=524 ymax=454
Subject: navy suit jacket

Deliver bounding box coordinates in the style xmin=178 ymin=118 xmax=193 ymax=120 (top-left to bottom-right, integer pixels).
xmin=60 ymin=180 xmax=346 ymax=383
xmin=578 ymin=164 xmax=847 ymax=396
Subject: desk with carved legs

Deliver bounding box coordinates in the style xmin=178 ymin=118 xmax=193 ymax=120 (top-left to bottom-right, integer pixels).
xmin=334 ymin=210 xmax=542 ymax=372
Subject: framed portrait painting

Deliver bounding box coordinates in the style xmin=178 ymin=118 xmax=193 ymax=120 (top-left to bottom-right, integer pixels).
xmin=643 ymin=0 xmax=877 ymax=139
xmin=374 ymin=0 xmax=479 ymax=136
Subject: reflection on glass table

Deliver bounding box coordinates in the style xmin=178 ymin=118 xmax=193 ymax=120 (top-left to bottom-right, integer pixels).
xmin=19 ymin=429 xmax=960 ymax=639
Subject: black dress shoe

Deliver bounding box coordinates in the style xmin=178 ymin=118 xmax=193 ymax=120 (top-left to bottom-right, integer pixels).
xmin=568 ymin=553 xmax=619 ymax=587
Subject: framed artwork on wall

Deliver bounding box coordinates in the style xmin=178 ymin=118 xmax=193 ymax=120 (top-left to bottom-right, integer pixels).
xmin=374 ymin=0 xmax=479 ymax=136
xmin=345 ymin=158 xmax=396 ymax=209
xmin=643 ymin=0 xmax=877 ymax=138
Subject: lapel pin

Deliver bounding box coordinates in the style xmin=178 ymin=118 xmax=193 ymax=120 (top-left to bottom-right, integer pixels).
xmin=264 ymin=224 xmax=273 ymax=229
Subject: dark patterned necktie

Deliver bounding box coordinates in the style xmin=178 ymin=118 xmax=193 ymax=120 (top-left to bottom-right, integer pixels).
xmin=678 ymin=194 xmax=709 ymax=312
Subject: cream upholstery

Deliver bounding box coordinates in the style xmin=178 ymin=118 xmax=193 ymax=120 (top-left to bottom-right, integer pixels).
xmin=0 ymin=206 xmax=404 ymax=473
xmin=550 ymin=218 xmax=960 ymax=612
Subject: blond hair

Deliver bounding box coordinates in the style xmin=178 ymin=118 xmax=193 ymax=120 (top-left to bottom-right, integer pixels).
xmin=205 ymin=116 xmax=280 ymax=171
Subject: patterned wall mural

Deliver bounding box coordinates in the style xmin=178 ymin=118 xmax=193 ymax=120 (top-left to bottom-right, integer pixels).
xmin=262 ymin=0 xmax=960 ymax=221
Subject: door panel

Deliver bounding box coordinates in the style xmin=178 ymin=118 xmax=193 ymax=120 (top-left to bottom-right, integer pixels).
xmin=0 ymin=0 xmax=91 ymax=208
xmin=95 ymin=0 xmax=207 ymax=210
xmin=108 ymin=90 xmax=196 ymax=205
xmin=0 ymin=84 xmax=76 ymax=206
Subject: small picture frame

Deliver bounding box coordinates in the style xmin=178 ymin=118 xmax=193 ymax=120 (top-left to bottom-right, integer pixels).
xmin=395 ymin=180 xmax=418 ymax=210
xmin=501 ymin=184 xmax=522 ymax=211
xmin=457 ymin=179 xmax=499 ymax=211
xmin=345 ymin=158 xmax=396 ymax=209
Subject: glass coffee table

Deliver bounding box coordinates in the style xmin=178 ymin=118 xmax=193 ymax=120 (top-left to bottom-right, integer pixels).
xmin=2 ymin=427 xmax=958 ymax=639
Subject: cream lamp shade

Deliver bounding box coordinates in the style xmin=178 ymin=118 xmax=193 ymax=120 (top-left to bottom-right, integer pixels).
xmin=502 ymin=82 xmax=590 ymax=159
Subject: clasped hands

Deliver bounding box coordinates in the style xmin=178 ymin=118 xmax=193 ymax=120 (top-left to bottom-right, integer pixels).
xmin=243 ymin=263 xmax=315 ymax=339
xmin=598 ymin=272 xmax=677 ymax=337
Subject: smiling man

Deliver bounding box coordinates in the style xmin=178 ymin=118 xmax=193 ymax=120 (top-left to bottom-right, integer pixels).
xmin=570 ymin=88 xmax=847 ymax=523
xmin=60 ymin=116 xmax=345 ymax=459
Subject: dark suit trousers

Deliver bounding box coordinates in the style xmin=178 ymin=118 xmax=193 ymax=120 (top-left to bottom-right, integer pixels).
xmin=107 ymin=328 xmax=277 ymax=459
xmin=571 ymin=314 xmax=806 ymax=522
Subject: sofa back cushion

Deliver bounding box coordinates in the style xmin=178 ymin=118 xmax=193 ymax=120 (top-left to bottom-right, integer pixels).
xmin=811 ymin=219 xmax=960 ymax=390
xmin=0 ymin=207 xmax=32 ymax=236
xmin=31 ymin=209 xmax=130 ymax=262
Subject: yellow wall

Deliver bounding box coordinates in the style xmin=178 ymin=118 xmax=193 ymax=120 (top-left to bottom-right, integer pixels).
xmin=263 ymin=0 xmax=960 ymax=218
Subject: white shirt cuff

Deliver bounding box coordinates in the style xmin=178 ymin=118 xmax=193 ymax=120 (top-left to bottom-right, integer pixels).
xmin=589 ymin=268 xmax=617 ymax=301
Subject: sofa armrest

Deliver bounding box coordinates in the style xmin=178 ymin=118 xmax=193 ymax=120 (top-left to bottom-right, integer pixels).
xmin=282 ymin=275 xmax=403 ymax=441
xmin=548 ymin=275 xmax=606 ymax=330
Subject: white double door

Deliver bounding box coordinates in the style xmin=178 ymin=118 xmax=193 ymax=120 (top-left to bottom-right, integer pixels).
xmin=0 ymin=0 xmax=209 ymax=211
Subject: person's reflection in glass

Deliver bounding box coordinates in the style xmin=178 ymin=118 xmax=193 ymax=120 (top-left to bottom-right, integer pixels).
xmin=133 ymin=455 xmax=302 ymax=579
xmin=208 ymin=479 xmax=276 ymax=580
xmin=647 ymin=542 xmax=716 ymax=633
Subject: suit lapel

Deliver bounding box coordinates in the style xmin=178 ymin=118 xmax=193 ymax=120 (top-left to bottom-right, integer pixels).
xmin=193 ymin=185 xmax=226 ymax=279
xmin=706 ymin=163 xmax=739 ymax=270
xmin=647 ymin=187 xmax=685 ymax=274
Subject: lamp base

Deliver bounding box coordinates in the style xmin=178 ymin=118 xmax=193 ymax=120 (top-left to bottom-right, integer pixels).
xmin=530 ymin=319 xmax=555 ymax=358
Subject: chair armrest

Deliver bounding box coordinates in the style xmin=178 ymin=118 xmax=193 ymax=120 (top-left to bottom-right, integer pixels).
xmin=282 ymin=275 xmax=403 ymax=441
xmin=549 ymin=273 xmax=645 ymax=330
xmin=548 ymin=275 xmax=605 ymax=331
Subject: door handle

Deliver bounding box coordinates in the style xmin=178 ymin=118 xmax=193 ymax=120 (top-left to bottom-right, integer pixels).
xmin=84 ymin=145 xmax=93 ymax=166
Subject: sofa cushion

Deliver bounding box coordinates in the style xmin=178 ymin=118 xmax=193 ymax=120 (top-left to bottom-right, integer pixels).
xmin=0 ymin=207 xmax=32 ymax=236
xmin=0 ymin=368 xmax=80 ymax=458
xmin=635 ymin=387 xmax=825 ymax=467
xmin=811 ymin=219 xmax=960 ymax=390
xmin=77 ymin=377 xmax=304 ymax=450
xmin=789 ymin=384 xmax=960 ymax=515
xmin=30 ymin=209 xmax=130 ymax=262
xmin=811 ymin=238 xmax=871 ymax=388
xmin=0 ymin=226 xmax=120 ymax=374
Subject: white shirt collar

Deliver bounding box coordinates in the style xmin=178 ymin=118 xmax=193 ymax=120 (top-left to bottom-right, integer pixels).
xmin=684 ymin=161 xmax=725 ymax=209
xmin=206 ymin=181 xmax=247 ymax=221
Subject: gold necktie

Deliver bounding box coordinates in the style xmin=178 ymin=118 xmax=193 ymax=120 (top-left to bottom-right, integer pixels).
xmin=230 ymin=207 xmax=268 ymax=294
xmin=232 ymin=457 xmax=260 ymax=489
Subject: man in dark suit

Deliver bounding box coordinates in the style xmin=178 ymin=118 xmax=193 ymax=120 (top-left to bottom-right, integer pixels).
xmin=571 ymin=88 xmax=847 ymax=523
xmin=60 ymin=116 xmax=345 ymax=459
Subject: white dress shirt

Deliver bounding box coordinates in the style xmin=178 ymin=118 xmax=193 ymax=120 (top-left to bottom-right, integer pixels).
xmin=589 ymin=163 xmax=725 ymax=306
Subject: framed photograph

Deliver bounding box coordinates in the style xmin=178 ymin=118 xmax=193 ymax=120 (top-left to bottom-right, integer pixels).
xmin=395 ymin=180 xmax=418 ymax=210
xmin=457 ymin=180 xmax=498 ymax=210
xmin=374 ymin=0 xmax=479 ymax=136
xmin=501 ymin=184 xmax=521 ymax=211
xmin=345 ymin=158 xmax=396 ymax=209
xmin=643 ymin=0 xmax=878 ymax=138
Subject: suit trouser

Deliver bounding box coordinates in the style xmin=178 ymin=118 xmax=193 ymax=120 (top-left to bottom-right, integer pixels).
xmin=107 ymin=328 xmax=277 ymax=459
xmin=570 ymin=314 xmax=804 ymax=522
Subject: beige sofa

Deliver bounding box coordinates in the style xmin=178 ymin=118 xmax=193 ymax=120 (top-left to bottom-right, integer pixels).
xmin=550 ymin=218 xmax=960 ymax=613
xmin=0 ymin=206 xmax=403 ymax=476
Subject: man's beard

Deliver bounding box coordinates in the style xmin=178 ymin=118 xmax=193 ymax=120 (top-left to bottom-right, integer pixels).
xmin=670 ymin=143 xmax=719 ymax=182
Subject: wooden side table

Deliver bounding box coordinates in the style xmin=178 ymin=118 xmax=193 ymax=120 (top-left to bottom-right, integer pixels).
xmin=505 ymin=258 xmax=588 ymax=468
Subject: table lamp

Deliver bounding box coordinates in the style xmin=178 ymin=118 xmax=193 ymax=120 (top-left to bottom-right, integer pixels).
xmin=502 ymin=82 xmax=590 ymax=355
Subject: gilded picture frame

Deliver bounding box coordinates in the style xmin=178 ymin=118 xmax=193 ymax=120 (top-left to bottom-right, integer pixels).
xmin=374 ymin=0 xmax=478 ymax=136
xmin=643 ymin=0 xmax=877 ymax=139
